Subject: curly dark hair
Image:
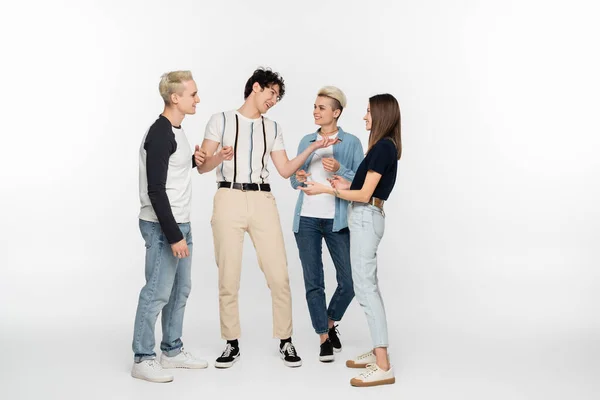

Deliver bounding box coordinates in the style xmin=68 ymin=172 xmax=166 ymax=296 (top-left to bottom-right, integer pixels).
xmin=243 ymin=67 xmax=285 ymax=100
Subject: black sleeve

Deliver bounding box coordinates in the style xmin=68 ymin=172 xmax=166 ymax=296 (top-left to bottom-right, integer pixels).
xmin=366 ymin=140 xmax=395 ymax=175
xmin=192 ymin=154 xmax=197 ymax=168
xmin=144 ymin=124 xmax=183 ymax=244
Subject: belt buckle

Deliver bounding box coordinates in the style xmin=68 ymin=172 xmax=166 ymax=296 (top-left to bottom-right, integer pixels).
xmin=240 ymin=183 xmax=246 ymax=192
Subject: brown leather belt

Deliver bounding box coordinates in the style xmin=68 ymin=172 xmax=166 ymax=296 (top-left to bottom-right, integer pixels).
xmin=369 ymin=197 xmax=385 ymax=210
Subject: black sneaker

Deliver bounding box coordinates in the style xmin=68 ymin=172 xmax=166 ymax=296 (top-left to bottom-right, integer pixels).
xmin=328 ymin=325 xmax=342 ymax=352
xmin=215 ymin=342 xmax=240 ymax=368
xmin=319 ymin=339 xmax=335 ymax=363
xmin=280 ymin=342 xmax=302 ymax=367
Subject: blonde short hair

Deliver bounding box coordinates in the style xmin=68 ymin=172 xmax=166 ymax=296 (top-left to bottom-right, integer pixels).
xmin=159 ymin=71 xmax=194 ymax=104
xmin=317 ymin=86 xmax=347 ymax=112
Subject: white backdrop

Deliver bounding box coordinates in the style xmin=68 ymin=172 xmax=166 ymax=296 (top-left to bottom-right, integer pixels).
xmin=1 ymin=0 xmax=599 ymax=399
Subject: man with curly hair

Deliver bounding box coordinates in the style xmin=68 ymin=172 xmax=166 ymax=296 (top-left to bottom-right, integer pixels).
xmin=195 ymin=67 xmax=338 ymax=368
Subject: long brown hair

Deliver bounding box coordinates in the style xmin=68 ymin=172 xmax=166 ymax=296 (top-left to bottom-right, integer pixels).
xmin=367 ymin=93 xmax=402 ymax=160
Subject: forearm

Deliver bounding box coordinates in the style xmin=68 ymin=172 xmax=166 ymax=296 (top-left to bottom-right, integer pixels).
xmin=281 ymin=145 xmax=315 ymax=178
xmin=197 ymin=153 xmax=223 ymax=174
xmin=336 ymin=163 xmax=355 ymax=181
xmin=148 ymin=188 xmax=183 ymax=244
xmin=329 ymin=187 xmax=373 ymax=203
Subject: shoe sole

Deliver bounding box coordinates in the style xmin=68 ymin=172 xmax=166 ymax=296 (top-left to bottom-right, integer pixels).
xmin=280 ymin=353 xmax=302 ymax=367
xmin=350 ymin=377 xmax=396 ymax=387
xmin=160 ymin=358 xmax=208 ymax=369
xmin=215 ymin=355 xmax=240 ymax=369
xmin=346 ymin=360 xmax=374 ymax=368
xmin=333 ymin=347 xmax=342 ymax=353
xmin=160 ymin=362 xmax=208 ymax=369
xmin=319 ymin=354 xmax=335 ymax=363
xmin=131 ymin=371 xmax=173 ymax=383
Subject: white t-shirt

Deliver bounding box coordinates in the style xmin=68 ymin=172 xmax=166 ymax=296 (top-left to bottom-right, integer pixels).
xmin=204 ymin=110 xmax=285 ymax=184
xmin=300 ymin=132 xmax=338 ymax=219
xmin=139 ymin=118 xmax=192 ymax=225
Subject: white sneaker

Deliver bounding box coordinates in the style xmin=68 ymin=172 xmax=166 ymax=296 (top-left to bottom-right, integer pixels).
xmin=131 ymin=359 xmax=174 ymax=383
xmin=350 ymin=363 xmax=395 ymax=387
xmin=160 ymin=348 xmax=209 ymax=369
xmin=346 ymin=350 xmax=377 ymax=368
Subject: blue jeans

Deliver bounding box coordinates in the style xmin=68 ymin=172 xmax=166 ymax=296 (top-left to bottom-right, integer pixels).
xmin=294 ymin=217 xmax=354 ymax=334
xmin=348 ymin=203 xmax=388 ymax=348
xmin=132 ymin=220 xmax=193 ymax=362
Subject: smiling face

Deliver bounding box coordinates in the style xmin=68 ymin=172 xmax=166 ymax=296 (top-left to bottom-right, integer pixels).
xmin=171 ymin=79 xmax=200 ymax=115
xmin=252 ymin=82 xmax=280 ymax=114
xmin=313 ymin=96 xmax=341 ymax=127
xmin=363 ymin=102 xmax=372 ymax=130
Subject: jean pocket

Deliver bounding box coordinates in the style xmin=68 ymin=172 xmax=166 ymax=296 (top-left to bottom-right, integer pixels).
xmin=139 ymin=221 xmax=158 ymax=249
xmin=371 ymin=212 xmax=385 ymax=240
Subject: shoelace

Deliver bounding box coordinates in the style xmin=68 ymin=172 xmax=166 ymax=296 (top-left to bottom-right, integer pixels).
xmin=180 ymin=348 xmax=192 ymax=359
xmin=283 ymin=342 xmax=296 ymax=357
xmin=330 ymin=324 xmax=340 ymax=336
xmin=221 ymin=344 xmax=233 ymax=357
xmin=146 ymin=359 xmax=163 ymax=369
xmin=359 ymin=363 xmax=379 ymax=379
xmin=357 ymin=350 xmax=374 ymax=360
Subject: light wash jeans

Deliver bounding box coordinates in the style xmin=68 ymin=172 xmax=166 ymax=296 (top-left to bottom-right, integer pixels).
xmin=132 ymin=220 xmax=192 ymax=362
xmin=348 ymin=202 xmax=388 ymax=348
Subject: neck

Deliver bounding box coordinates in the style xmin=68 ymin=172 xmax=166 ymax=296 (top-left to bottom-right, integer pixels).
xmin=319 ymin=122 xmax=338 ymax=137
xmin=162 ymin=107 xmax=184 ymax=127
xmin=237 ymin=100 xmax=261 ymax=119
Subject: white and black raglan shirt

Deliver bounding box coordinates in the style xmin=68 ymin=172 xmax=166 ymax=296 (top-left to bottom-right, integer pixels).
xmin=204 ymin=110 xmax=285 ymax=184
xmin=139 ymin=115 xmax=196 ymax=244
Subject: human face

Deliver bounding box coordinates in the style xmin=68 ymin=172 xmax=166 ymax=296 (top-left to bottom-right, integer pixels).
xmin=363 ymin=103 xmax=372 ymax=130
xmin=313 ymin=96 xmax=339 ymax=127
xmin=254 ymin=83 xmax=280 ymax=114
xmin=173 ymin=80 xmax=200 ymax=115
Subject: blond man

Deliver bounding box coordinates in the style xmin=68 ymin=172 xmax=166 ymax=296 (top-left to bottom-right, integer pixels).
xmin=131 ymin=71 xmax=208 ymax=383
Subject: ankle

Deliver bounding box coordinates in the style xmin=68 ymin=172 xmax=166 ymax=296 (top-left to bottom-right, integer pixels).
xmin=280 ymin=337 xmax=292 ymax=349
xmin=376 ymin=361 xmax=390 ymax=371
xmin=227 ymin=339 xmax=239 ymax=348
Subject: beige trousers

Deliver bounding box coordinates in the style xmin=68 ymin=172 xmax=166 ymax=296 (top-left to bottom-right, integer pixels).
xmin=211 ymin=188 xmax=293 ymax=340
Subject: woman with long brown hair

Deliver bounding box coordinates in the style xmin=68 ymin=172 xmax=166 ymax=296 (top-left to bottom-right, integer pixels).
xmin=299 ymin=93 xmax=401 ymax=387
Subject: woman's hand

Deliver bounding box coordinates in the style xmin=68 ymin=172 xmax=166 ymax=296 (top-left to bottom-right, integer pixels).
xmin=328 ymin=175 xmax=351 ymax=190
xmin=298 ymin=181 xmax=333 ymax=196
xmin=295 ymin=169 xmax=311 ymax=183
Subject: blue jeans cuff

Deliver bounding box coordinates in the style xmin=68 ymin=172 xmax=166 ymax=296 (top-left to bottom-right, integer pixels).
xmin=134 ymin=354 xmax=156 ymax=363
xmin=161 ymin=342 xmax=183 ymax=357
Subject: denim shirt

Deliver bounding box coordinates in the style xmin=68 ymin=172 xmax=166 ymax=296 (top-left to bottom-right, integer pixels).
xmin=290 ymin=127 xmax=364 ymax=233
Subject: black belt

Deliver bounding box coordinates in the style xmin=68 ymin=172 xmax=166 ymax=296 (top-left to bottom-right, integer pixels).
xmin=217 ymin=181 xmax=271 ymax=192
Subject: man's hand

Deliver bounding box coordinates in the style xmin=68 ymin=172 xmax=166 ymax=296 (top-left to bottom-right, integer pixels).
xmin=310 ymin=137 xmax=340 ymax=151
xmin=171 ymin=239 xmax=189 ymax=259
xmin=219 ymin=146 xmax=234 ymax=161
xmin=295 ymin=169 xmax=311 ymax=183
xmin=322 ymin=157 xmax=340 ymax=173
xmin=194 ymin=145 xmax=207 ymax=166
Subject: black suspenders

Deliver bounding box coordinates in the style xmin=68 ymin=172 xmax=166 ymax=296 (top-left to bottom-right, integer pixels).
xmin=260 ymin=116 xmax=267 ymax=184
xmin=229 ymin=114 xmax=267 ymax=184
xmin=233 ymin=114 xmax=240 ymax=183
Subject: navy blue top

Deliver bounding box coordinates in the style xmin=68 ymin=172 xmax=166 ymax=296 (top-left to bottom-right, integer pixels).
xmin=350 ymin=138 xmax=398 ymax=200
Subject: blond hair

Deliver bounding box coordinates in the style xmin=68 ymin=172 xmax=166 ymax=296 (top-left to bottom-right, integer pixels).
xmin=159 ymin=71 xmax=194 ymax=104
xmin=317 ymin=86 xmax=347 ymax=117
